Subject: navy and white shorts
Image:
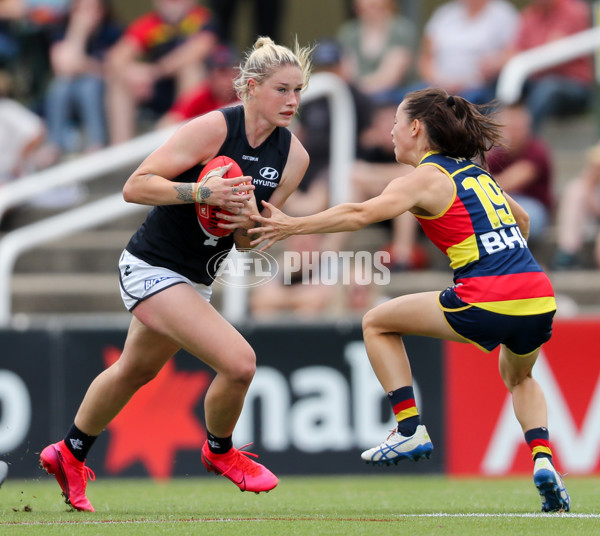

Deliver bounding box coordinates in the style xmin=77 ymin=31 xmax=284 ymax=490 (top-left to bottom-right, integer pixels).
xmin=439 ymin=286 xmax=555 ymax=355
xmin=118 ymin=249 xmax=212 ymax=312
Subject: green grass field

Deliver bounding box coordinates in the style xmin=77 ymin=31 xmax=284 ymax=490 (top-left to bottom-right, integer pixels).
xmin=1 ymin=474 xmax=599 ymax=535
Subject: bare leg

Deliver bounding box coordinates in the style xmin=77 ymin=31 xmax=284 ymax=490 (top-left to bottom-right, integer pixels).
xmin=76 ymin=283 xmax=255 ymax=438
xmin=555 ymin=177 xmax=588 ymax=254
xmin=390 ymin=211 xmax=418 ymax=267
xmin=359 ymin=291 xmax=462 ymax=463
xmin=105 ymin=74 xmax=138 ymax=145
xmin=498 ymin=346 xmax=547 ymax=432
xmin=362 ymin=291 xmax=466 ymax=393
xmin=132 ymin=284 xmax=256 ymax=438
xmin=74 ymin=316 xmax=179 ymax=435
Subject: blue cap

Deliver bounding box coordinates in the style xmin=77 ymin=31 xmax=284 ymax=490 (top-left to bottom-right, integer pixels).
xmin=206 ymin=45 xmax=239 ymax=69
xmin=313 ymin=39 xmax=342 ymax=66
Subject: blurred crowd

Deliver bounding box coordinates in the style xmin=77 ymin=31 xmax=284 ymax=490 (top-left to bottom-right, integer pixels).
xmin=1 ymin=0 xmax=599 ymax=317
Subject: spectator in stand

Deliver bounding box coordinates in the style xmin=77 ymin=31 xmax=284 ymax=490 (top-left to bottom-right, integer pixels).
xmin=289 ymin=39 xmax=422 ymax=271
xmin=506 ymin=0 xmax=594 ymax=133
xmin=248 ymin=229 xmax=384 ymax=319
xmin=552 ymin=142 xmax=600 ymax=270
xmin=416 ymin=0 xmax=518 ymax=105
xmin=285 ymin=37 xmax=373 ymax=216
xmin=207 ymin=0 xmax=283 ymax=46
xmin=0 ymin=72 xmax=46 ymax=229
xmin=0 ymin=73 xmax=45 ymax=185
xmin=249 ymin=38 xmax=374 ymax=319
xmin=0 ymin=1 xmax=22 ymax=69
xmin=20 ymin=0 xmax=69 ymax=22
xmin=156 ymin=43 xmax=239 ymax=129
xmin=352 ymin=98 xmax=423 ymax=270
xmin=486 ymin=103 xmax=553 ymax=241
xmin=0 ymin=0 xmax=71 ymax=110
xmin=337 ymin=0 xmax=417 ymax=102
xmin=248 ymin=233 xmax=338 ymax=319
xmin=39 ymin=0 xmax=122 ymax=165
xmin=250 ymin=38 xmax=372 ymax=318
xmin=104 ymin=0 xmax=217 ymax=145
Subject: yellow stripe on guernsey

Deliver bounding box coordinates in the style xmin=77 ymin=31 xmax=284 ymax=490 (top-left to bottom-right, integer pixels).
xmin=447 ymin=235 xmax=479 ymax=269
xmin=417 ymin=152 xmax=460 ymax=220
xmin=396 ymin=407 xmax=419 ymax=422
xmin=445 ymin=162 xmax=482 ymax=269
xmin=417 ymin=153 xmax=482 ymax=270
xmin=532 ymin=445 xmax=553 ymax=459
xmin=472 ymin=296 xmax=557 ymax=315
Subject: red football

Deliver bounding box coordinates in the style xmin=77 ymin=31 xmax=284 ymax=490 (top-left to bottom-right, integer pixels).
xmin=195 ymin=155 xmax=246 ymax=237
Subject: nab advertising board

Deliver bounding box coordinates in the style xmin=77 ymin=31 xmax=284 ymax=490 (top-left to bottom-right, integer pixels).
xmin=0 ymin=323 xmax=444 ymax=479
xmin=1 ymin=318 xmax=598 ymax=479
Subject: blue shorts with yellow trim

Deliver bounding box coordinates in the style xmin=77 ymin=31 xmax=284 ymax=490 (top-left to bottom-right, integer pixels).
xmin=439 ymin=286 xmax=555 ymax=355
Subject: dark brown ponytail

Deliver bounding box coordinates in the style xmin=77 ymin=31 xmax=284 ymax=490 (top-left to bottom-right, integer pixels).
xmin=402 ymin=88 xmax=502 ymax=165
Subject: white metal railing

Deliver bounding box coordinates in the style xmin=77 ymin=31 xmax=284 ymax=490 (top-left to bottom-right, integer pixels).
xmin=0 ymin=72 xmax=355 ymax=327
xmin=0 ymin=126 xmax=176 ymax=222
xmin=496 ymin=26 xmax=600 ymax=105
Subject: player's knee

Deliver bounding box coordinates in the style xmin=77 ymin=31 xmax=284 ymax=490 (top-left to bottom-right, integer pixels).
xmin=237 ymin=353 xmax=256 ymax=385
xmin=362 ymin=308 xmax=383 ymax=337
xmin=115 ymin=362 xmax=161 ymax=390
xmin=501 ymin=368 xmax=532 ymax=391
xmin=226 ymin=348 xmax=256 ymax=385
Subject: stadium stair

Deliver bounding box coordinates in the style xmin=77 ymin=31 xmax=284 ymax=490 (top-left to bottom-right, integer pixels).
xmin=3 ymin=114 xmax=600 ymax=320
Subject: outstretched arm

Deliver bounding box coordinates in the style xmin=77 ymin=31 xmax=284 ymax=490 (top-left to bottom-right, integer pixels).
xmin=248 ymin=164 xmax=454 ymax=250
xmin=248 ymin=184 xmax=411 ymax=250
xmin=249 ymin=199 xmax=376 ymax=249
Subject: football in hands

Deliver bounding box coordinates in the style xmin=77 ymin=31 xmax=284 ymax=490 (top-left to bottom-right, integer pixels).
xmin=195 ymin=155 xmax=246 ymax=237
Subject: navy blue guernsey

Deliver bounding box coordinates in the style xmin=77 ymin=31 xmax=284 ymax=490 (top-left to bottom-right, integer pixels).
xmin=125 ymin=105 xmax=292 ymax=285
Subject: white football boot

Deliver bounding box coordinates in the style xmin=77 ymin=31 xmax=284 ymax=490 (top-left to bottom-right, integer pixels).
xmin=533 ymin=457 xmax=571 ymax=512
xmin=361 ymin=424 xmax=434 ymax=465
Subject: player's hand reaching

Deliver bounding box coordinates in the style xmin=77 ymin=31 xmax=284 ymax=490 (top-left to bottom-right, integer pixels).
xmin=217 ymin=192 xmax=260 ymax=232
xmin=248 ymin=200 xmax=298 ymax=250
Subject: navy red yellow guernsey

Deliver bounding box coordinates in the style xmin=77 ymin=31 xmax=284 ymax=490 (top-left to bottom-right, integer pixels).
xmin=415 ymin=152 xmax=556 ymax=316
xmin=125 ymin=7 xmax=214 ymax=60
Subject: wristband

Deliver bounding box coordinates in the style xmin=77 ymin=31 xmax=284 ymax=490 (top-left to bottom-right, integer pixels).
xmin=194 ymin=168 xmax=222 ymax=203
